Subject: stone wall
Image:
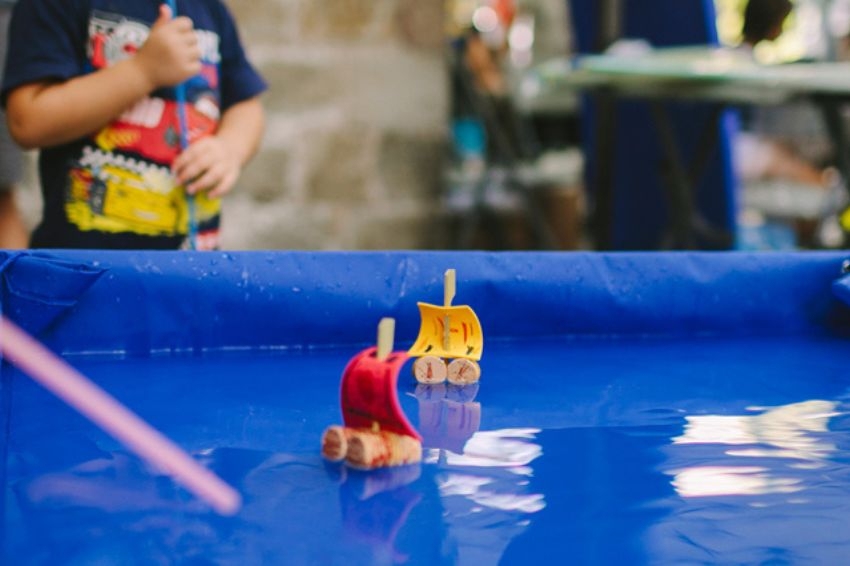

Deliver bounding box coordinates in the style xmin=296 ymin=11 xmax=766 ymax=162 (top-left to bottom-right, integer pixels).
xmin=223 ymin=0 xmax=451 ymax=250
xmin=19 ymin=0 xmax=451 ymax=251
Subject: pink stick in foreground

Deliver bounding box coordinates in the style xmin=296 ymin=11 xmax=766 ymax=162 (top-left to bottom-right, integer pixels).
xmin=0 ymin=316 xmax=241 ymax=516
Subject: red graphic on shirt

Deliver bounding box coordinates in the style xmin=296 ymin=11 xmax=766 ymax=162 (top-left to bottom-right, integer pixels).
xmin=90 ymin=32 xmax=107 ymax=68
xmin=86 ymin=13 xmax=221 ymax=166
xmin=102 ymin=100 xmax=217 ymax=163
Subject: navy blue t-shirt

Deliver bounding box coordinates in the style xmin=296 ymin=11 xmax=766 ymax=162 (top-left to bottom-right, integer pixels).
xmin=2 ymin=0 xmax=267 ymax=249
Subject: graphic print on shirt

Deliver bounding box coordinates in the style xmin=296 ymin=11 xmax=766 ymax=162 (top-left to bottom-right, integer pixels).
xmin=65 ymin=10 xmax=222 ymax=245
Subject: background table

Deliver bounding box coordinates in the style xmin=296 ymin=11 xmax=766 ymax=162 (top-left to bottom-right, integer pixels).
xmin=4 ymin=250 xmax=850 ymax=564
xmin=529 ymin=46 xmax=850 ymax=250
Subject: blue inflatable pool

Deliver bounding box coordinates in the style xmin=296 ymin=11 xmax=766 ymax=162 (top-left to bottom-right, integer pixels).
xmin=3 ymin=250 xmax=850 ymax=564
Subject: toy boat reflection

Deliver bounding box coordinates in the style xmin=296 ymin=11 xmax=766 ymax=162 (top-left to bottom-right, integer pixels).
xmin=413 ymin=383 xmax=481 ymax=455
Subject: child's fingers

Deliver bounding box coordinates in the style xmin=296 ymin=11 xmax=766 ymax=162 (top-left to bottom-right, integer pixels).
xmin=182 ymin=29 xmax=199 ymax=48
xmin=172 ymin=138 xmax=239 ymax=197
xmin=156 ymin=4 xmax=172 ymax=25
xmin=141 ymin=8 xmax=197 ymax=86
xmin=185 ymin=166 xmax=220 ymax=195
xmin=187 ymin=166 xmax=235 ymax=198
xmin=173 ymin=159 xmax=201 ymax=187
xmin=206 ymin=170 xmax=239 ymax=199
xmin=171 ymin=16 xmax=196 ymax=33
xmin=172 ymin=142 xmax=208 ymax=181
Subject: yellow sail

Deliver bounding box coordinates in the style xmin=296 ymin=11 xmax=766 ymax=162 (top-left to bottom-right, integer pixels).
xmin=408 ymin=302 xmax=483 ymax=361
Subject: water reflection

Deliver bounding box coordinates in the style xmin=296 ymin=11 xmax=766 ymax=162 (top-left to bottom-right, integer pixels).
xmin=9 ymin=444 xmax=441 ymax=564
xmin=648 ymin=395 xmax=850 ymax=563
xmin=336 ymin=464 xmax=424 ymax=565
xmin=413 ymin=382 xmax=481 ymax=455
xmin=10 ymin=449 xmax=239 ymax=564
xmin=8 ymin=381 xmax=553 ymax=565
xmin=411 ymin=383 xmax=546 ymax=564
xmin=437 ymin=428 xmax=543 ymax=473
xmin=668 ymin=399 xmax=840 ymax=497
xmin=19 ymin=452 xmax=209 ymax=513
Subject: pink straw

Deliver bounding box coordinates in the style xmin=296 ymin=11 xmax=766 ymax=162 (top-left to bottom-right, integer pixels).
xmin=0 ymin=316 xmax=241 ymax=516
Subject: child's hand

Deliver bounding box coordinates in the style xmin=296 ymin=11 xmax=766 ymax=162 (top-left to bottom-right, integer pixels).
xmin=135 ymin=5 xmax=202 ymax=89
xmin=172 ymin=136 xmax=242 ymax=199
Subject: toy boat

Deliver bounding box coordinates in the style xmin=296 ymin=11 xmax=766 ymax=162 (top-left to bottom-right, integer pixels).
xmin=321 ymin=319 xmax=422 ymax=469
xmin=408 ymin=269 xmax=483 ymax=385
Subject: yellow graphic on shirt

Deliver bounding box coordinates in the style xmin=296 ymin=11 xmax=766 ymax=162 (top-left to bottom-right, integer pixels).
xmin=65 ymin=148 xmax=220 ymax=237
xmin=95 ymin=128 xmax=142 ymax=153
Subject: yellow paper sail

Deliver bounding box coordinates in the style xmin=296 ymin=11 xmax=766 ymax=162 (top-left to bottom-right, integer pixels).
xmin=408 ymin=302 xmax=483 ymax=361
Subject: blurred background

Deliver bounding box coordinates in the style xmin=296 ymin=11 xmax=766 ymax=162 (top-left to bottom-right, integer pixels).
xmin=14 ymin=0 xmax=850 ymax=250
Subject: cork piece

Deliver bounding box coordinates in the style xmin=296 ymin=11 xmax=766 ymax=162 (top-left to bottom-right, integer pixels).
xmin=345 ymin=428 xmax=422 ymax=470
xmin=322 ymin=425 xmax=422 ymax=469
xmin=412 ymin=355 xmax=448 ymax=384
xmin=321 ymin=425 xmax=353 ymax=462
xmin=447 ymin=358 xmax=481 ymax=385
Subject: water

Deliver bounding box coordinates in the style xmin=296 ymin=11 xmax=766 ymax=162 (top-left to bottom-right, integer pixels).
xmin=3 ymin=335 xmax=850 ymax=564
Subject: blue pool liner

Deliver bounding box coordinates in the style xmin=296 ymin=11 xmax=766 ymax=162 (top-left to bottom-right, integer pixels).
xmin=0 ymin=251 xmax=104 ymax=336
xmin=1 ymin=251 xmax=849 ymax=356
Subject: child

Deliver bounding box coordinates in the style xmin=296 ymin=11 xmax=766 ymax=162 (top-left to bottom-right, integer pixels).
xmin=1 ymin=0 xmax=266 ymax=250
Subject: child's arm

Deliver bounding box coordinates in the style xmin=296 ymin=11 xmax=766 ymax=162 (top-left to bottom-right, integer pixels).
xmin=172 ymin=96 xmax=265 ymax=198
xmin=6 ymin=5 xmax=199 ymax=150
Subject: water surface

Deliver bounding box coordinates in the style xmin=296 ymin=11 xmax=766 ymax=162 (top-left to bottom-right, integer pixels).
xmin=3 ymin=335 xmax=850 ymax=564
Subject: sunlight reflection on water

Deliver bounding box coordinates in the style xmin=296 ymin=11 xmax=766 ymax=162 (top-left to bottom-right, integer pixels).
xmin=669 ymin=400 xmax=841 ymax=497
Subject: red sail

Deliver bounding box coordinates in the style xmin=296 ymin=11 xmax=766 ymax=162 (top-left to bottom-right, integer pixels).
xmin=340 ymin=347 xmax=421 ymax=441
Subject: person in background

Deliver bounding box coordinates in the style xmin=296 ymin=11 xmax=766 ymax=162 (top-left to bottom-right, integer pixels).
xmin=734 ymin=0 xmax=835 ymax=190
xmin=741 ymin=0 xmax=792 ymax=49
xmin=452 ymin=26 xmax=537 ymax=165
xmin=0 ymin=0 xmax=29 ymax=248
xmin=1 ymin=0 xmax=266 ymax=250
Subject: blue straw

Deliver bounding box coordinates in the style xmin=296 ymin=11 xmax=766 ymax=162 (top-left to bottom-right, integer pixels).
xmin=165 ymin=0 xmax=198 ymax=250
